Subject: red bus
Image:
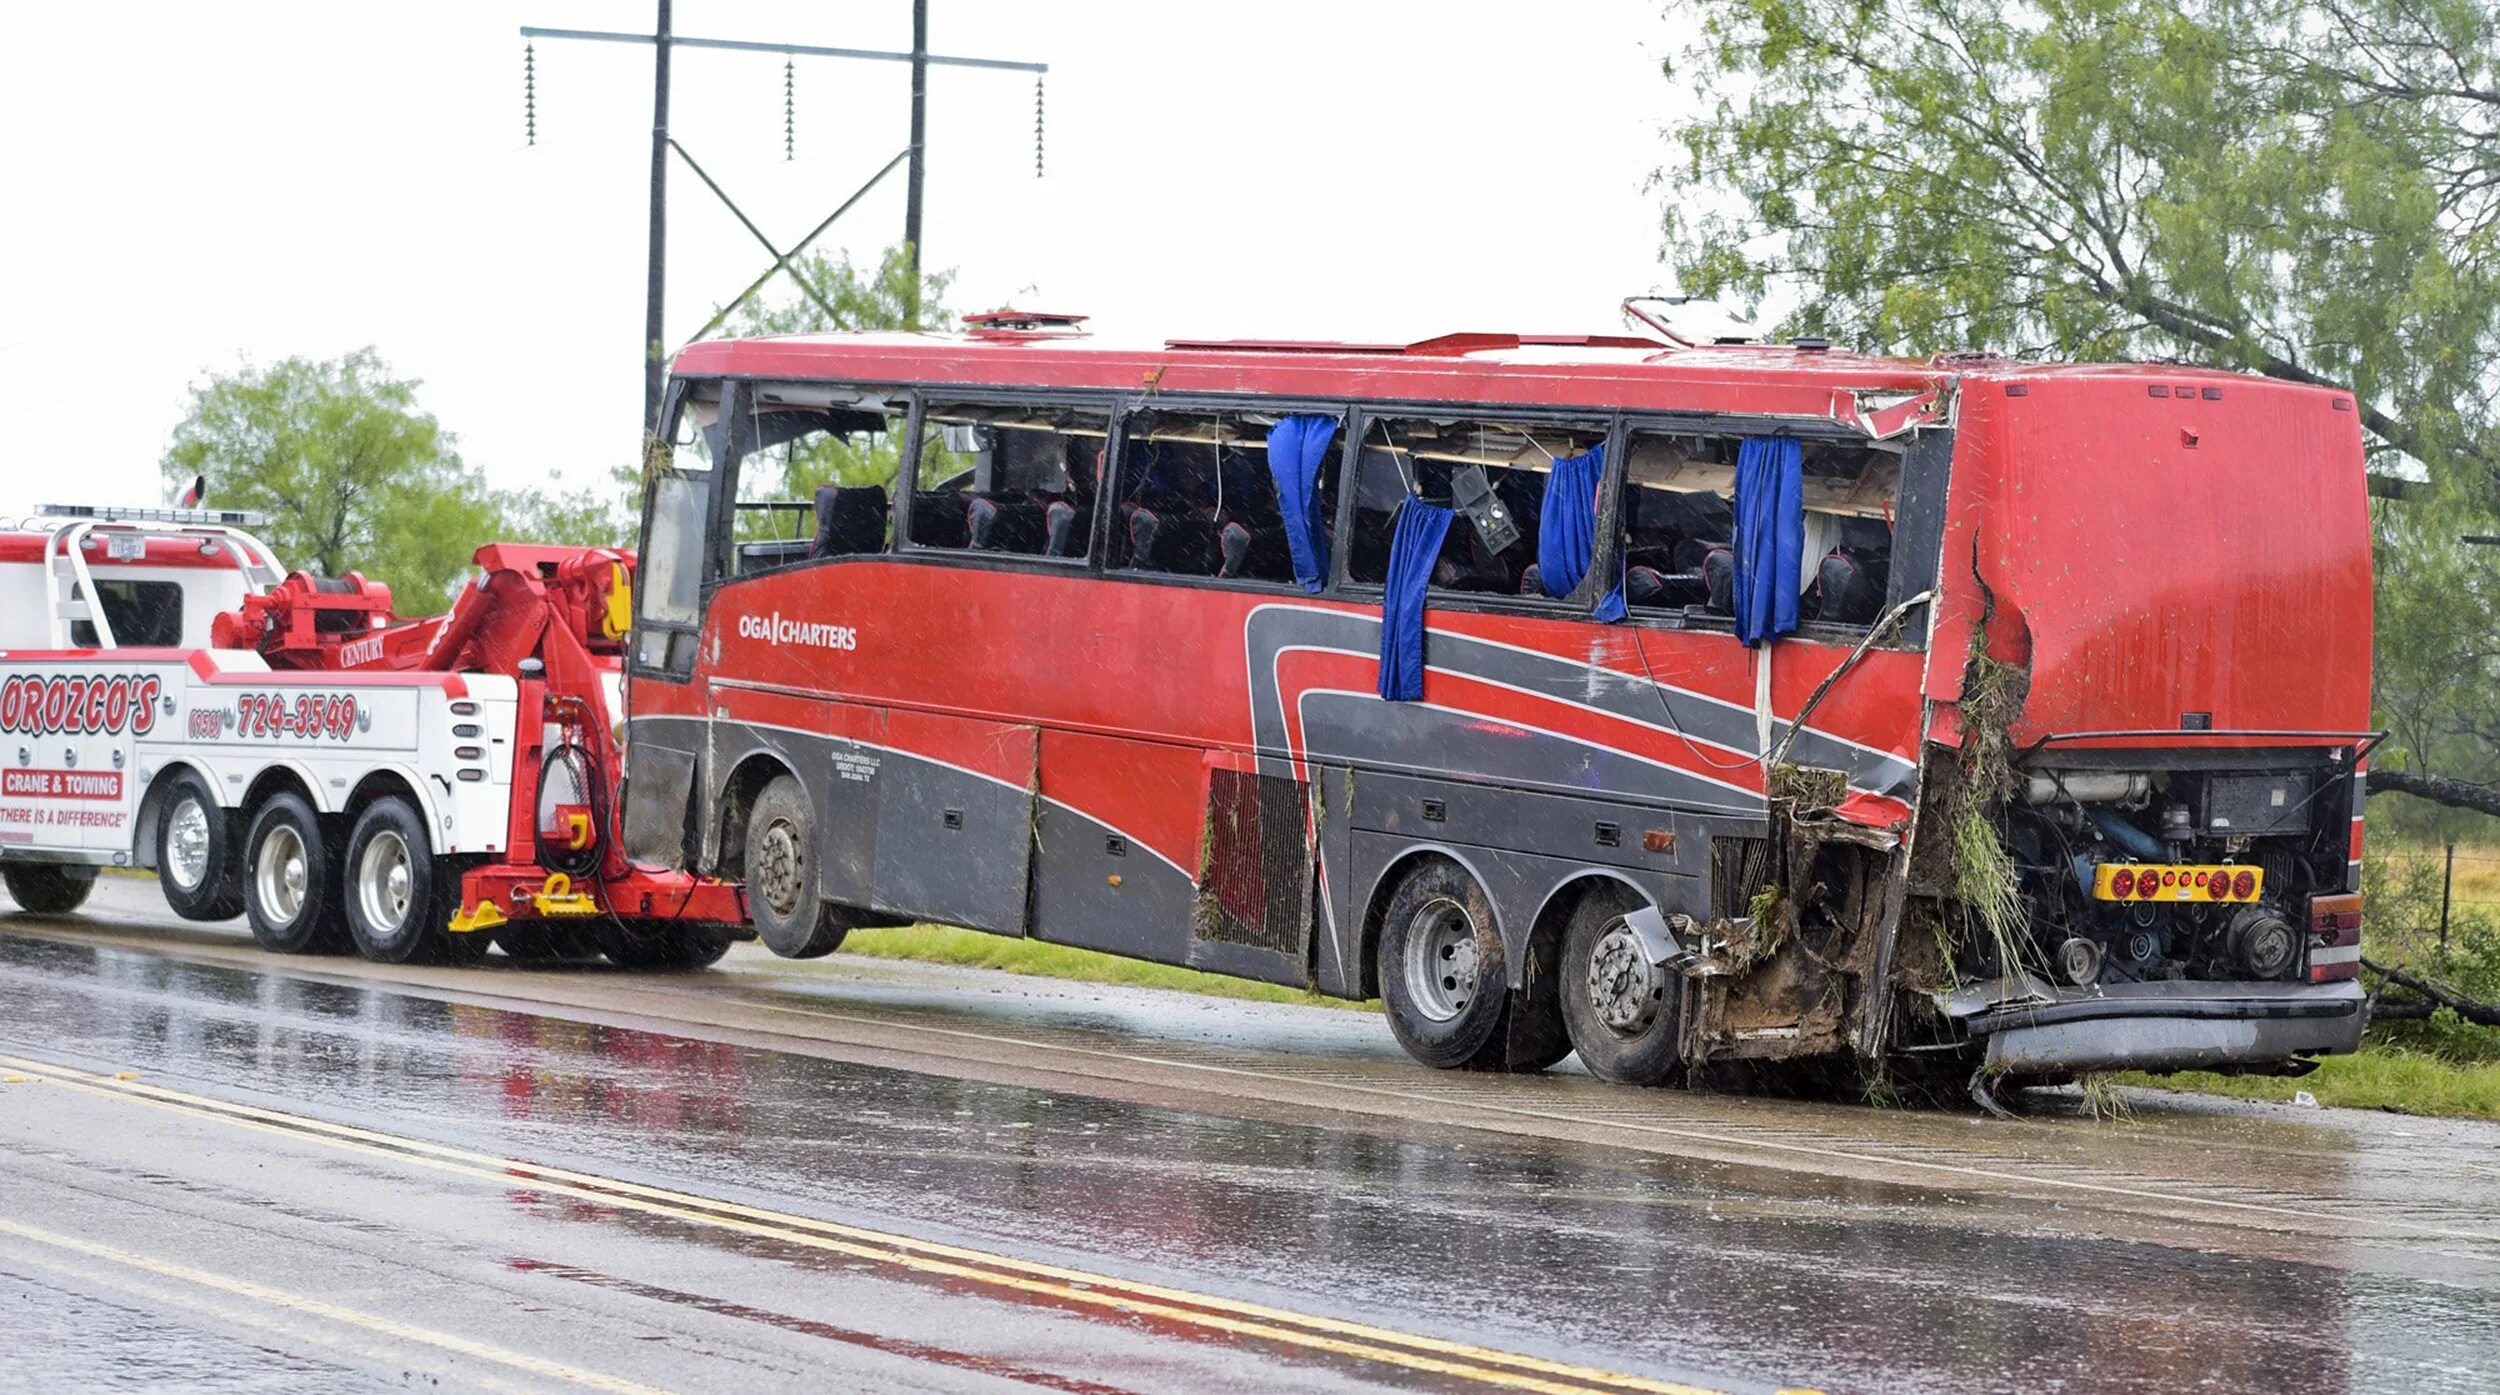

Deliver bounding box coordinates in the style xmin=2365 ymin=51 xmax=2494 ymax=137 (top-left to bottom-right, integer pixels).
xmin=618 ymin=311 xmax=2375 ymax=1094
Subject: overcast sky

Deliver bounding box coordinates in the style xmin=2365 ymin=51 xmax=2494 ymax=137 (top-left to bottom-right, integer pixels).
xmin=1 ymin=2 xmax=1700 ymax=518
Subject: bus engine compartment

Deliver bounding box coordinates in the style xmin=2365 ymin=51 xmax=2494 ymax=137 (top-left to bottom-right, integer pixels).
xmin=1994 ymin=759 xmax=2362 ymax=992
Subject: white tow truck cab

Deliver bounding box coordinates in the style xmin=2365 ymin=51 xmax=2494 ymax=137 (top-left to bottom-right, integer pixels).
xmin=0 ymin=505 xmax=518 ymax=957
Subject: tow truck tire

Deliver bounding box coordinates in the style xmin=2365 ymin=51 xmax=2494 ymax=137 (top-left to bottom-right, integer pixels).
xmin=244 ymin=793 xmax=347 ymax=954
xmin=2 ymin=863 xmax=97 ymax=915
xmin=341 ymin=797 xmax=459 ymax=965
xmin=1377 ymin=857 xmax=1512 ymax=1071
xmin=744 ymin=775 xmax=849 ymax=959
xmin=155 ymin=772 xmax=243 ymax=921
xmin=598 ymin=921 xmax=736 ymax=971
xmin=1558 ymin=889 xmax=1686 ymax=1087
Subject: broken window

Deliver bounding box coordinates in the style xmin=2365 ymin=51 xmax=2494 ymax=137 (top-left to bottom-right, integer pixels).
xmin=1619 ymin=429 xmax=1898 ymax=626
xmin=727 ymin=383 xmax=908 ymax=578
xmin=1108 ymin=409 xmax=1344 ymax=585
xmin=1345 ymin=416 xmax=1608 ymax=598
xmin=906 ymin=402 xmax=1108 ymax=560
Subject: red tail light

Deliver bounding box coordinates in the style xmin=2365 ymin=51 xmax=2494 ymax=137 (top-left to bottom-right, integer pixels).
xmin=2111 ymin=868 xmax=2137 ymax=897
xmin=2232 ymin=870 xmax=2256 ymax=900
xmin=2308 ymin=892 xmax=2362 ymax=982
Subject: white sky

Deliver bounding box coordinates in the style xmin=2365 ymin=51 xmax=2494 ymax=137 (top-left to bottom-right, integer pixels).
xmin=0 ymin=2 xmax=1701 ymax=517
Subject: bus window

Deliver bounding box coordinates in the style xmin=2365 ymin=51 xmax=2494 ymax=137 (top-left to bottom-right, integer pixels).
xmin=1618 ymin=430 xmax=1899 ymax=626
xmin=907 ymin=402 xmax=1108 ymax=559
xmin=1345 ymin=416 xmax=1607 ymax=598
xmin=727 ymin=384 xmax=908 ymax=578
xmin=635 ymin=385 xmax=720 ymax=675
xmin=1108 ymin=409 xmax=1343 ymax=583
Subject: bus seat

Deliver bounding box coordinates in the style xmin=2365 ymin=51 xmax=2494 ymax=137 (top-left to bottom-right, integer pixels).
xmin=1122 ymin=502 xmax=1217 ymax=574
xmin=967 ymin=494 xmax=1049 ymax=553
xmin=1044 ymin=499 xmax=1092 ymax=558
xmin=1813 ymin=547 xmax=1890 ymax=624
xmin=1703 ymin=545 xmax=1735 ymax=615
xmin=1217 ymin=520 xmax=1290 ymax=581
xmin=911 ymin=491 xmax=970 ymax=549
xmin=811 ymin=485 xmax=890 ymax=558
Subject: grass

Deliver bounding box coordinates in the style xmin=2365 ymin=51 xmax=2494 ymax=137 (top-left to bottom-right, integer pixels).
xmin=2115 ymin=1047 xmax=2500 ymax=1122
xmin=837 ymin=923 xmax=1374 ymax=1011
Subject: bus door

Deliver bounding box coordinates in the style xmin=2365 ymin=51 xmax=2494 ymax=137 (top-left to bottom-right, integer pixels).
xmin=620 ymin=382 xmax=723 ymax=868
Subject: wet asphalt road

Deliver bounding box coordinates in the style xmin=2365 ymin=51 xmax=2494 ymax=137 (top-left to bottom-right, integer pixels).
xmin=2 ymin=880 xmax=2497 ymax=1394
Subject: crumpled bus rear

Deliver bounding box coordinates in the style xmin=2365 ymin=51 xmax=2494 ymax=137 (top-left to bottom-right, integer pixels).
xmin=1917 ymin=369 xmax=2375 ymax=1079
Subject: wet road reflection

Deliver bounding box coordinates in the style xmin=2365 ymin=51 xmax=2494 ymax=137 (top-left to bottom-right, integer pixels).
xmin=3 ymin=930 xmax=2495 ymax=1393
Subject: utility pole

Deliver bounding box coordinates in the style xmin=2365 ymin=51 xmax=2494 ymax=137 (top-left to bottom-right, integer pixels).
xmin=905 ymin=0 xmax=929 ymax=328
xmin=519 ymin=6 xmax=1045 ymax=435
xmin=643 ymin=0 xmax=674 ymax=437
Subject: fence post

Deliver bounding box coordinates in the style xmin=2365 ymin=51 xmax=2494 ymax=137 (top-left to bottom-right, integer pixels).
xmin=2440 ymin=841 xmax=2455 ymax=958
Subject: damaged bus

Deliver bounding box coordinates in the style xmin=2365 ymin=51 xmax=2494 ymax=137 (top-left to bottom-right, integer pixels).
xmin=619 ymin=307 xmax=2374 ymax=1098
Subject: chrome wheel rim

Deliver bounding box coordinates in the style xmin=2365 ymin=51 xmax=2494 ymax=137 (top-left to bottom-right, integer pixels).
xmin=357 ymin=828 xmax=413 ymax=934
xmin=1402 ymin=897 xmax=1480 ymax=1022
xmin=256 ymin=824 xmax=308 ymax=923
xmin=1586 ymin=920 xmax=1665 ymax=1036
xmin=166 ymin=796 xmax=210 ymax=890
xmin=757 ymin=819 xmax=805 ymax=919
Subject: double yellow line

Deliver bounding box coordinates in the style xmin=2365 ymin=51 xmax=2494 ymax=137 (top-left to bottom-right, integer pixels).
xmin=0 ymin=1053 xmax=1744 ymax=1395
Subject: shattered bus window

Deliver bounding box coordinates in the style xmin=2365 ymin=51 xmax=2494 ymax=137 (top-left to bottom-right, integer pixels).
xmin=1346 ymin=417 xmax=1607 ymax=596
xmin=907 ymin=402 xmax=1109 ymax=559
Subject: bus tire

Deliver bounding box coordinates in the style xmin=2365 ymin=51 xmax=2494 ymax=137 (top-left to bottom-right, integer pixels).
xmin=341 ymin=797 xmax=457 ymax=965
xmin=155 ymin=771 xmax=243 ymax=921
xmin=743 ymin=775 xmax=847 ymax=958
xmin=1377 ymin=857 xmax=1511 ymax=1071
xmin=1558 ymin=889 xmax=1686 ymax=1086
xmin=244 ymin=793 xmax=347 ymax=954
xmin=599 ymin=921 xmax=735 ymax=971
xmin=2 ymin=863 xmax=97 ymax=915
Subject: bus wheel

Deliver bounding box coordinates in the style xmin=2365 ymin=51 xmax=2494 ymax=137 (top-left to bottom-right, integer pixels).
xmin=1377 ymin=857 xmax=1510 ymax=1070
xmin=2 ymin=863 xmax=97 ymax=915
xmin=245 ymin=793 xmax=347 ymax=954
xmin=599 ymin=921 xmax=735 ymax=971
xmin=744 ymin=775 xmax=847 ymax=958
xmin=342 ymin=798 xmax=458 ymax=965
xmin=1558 ymin=890 xmax=1686 ymax=1086
xmin=155 ymin=771 xmax=243 ymax=921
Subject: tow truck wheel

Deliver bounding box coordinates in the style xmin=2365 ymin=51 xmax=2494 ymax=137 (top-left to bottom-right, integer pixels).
xmin=342 ymin=797 xmax=459 ymax=965
xmin=244 ymin=793 xmax=348 ymax=954
xmin=1558 ymin=890 xmax=1686 ymax=1087
xmin=155 ymin=772 xmax=243 ymax=921
xmin=744 ymin=775 xmax=848 ymax=958
xmin=1377 ymin=857 xmax=1512 ymax=1071
xmin=2 ymin=863 xmax=97 ymax=915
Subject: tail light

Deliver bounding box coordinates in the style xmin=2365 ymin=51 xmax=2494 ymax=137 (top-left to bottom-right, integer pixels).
xmin=2111 ymin=867 xmax=2137 ymax=897
xmin=2307 ymin=892 xmax=2362 ymax=983
xmin=2231 ymin=869 xmax=2256 ymax=900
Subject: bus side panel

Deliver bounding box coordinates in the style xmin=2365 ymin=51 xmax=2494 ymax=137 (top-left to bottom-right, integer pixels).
xmin=1030 ymin=728 xmax=1201 ymax=963
xmin=865 ymin=710 xmax=1037 ymax=936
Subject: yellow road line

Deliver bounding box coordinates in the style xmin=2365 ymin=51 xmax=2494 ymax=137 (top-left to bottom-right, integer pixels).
xmin=1 ymin=1053 xmax=1726 ymax=1395
xmin=0 ymin=1215 xmax=672 ymax=1395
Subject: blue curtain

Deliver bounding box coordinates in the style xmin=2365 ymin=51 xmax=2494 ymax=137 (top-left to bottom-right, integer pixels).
xmin=1733 ymin=436 xmax=1803 ymax=646
xmin=1536 ymin=444 xmax=1625 ymax=622
xmin=1377 ymin=499 xmax=1452 ymax=701
xmin=1265 ymin=415 xmax=1338 ymax=593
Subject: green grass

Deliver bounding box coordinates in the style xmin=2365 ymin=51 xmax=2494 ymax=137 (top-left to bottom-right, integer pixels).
xmin=836 ymin=924 xmax=1375 ymax=1011
xmin=2116 ymin=1047 xmax=2500 ymax=1121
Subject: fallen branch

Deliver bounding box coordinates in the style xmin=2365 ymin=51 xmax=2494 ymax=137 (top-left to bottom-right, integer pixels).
xmin=2365 ymin=769 xmax=2500 ymax=819
xmin=2363 ymin=958 xmax=2500 ymax=1027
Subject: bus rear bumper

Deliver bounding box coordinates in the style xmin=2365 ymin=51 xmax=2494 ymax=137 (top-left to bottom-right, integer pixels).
xmin=1944 ymin=978 xmax=2369 ymax=1077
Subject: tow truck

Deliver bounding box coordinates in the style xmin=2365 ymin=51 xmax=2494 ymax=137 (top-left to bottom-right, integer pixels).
xmin=0 ymin=504 xmax=746 ymax=966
